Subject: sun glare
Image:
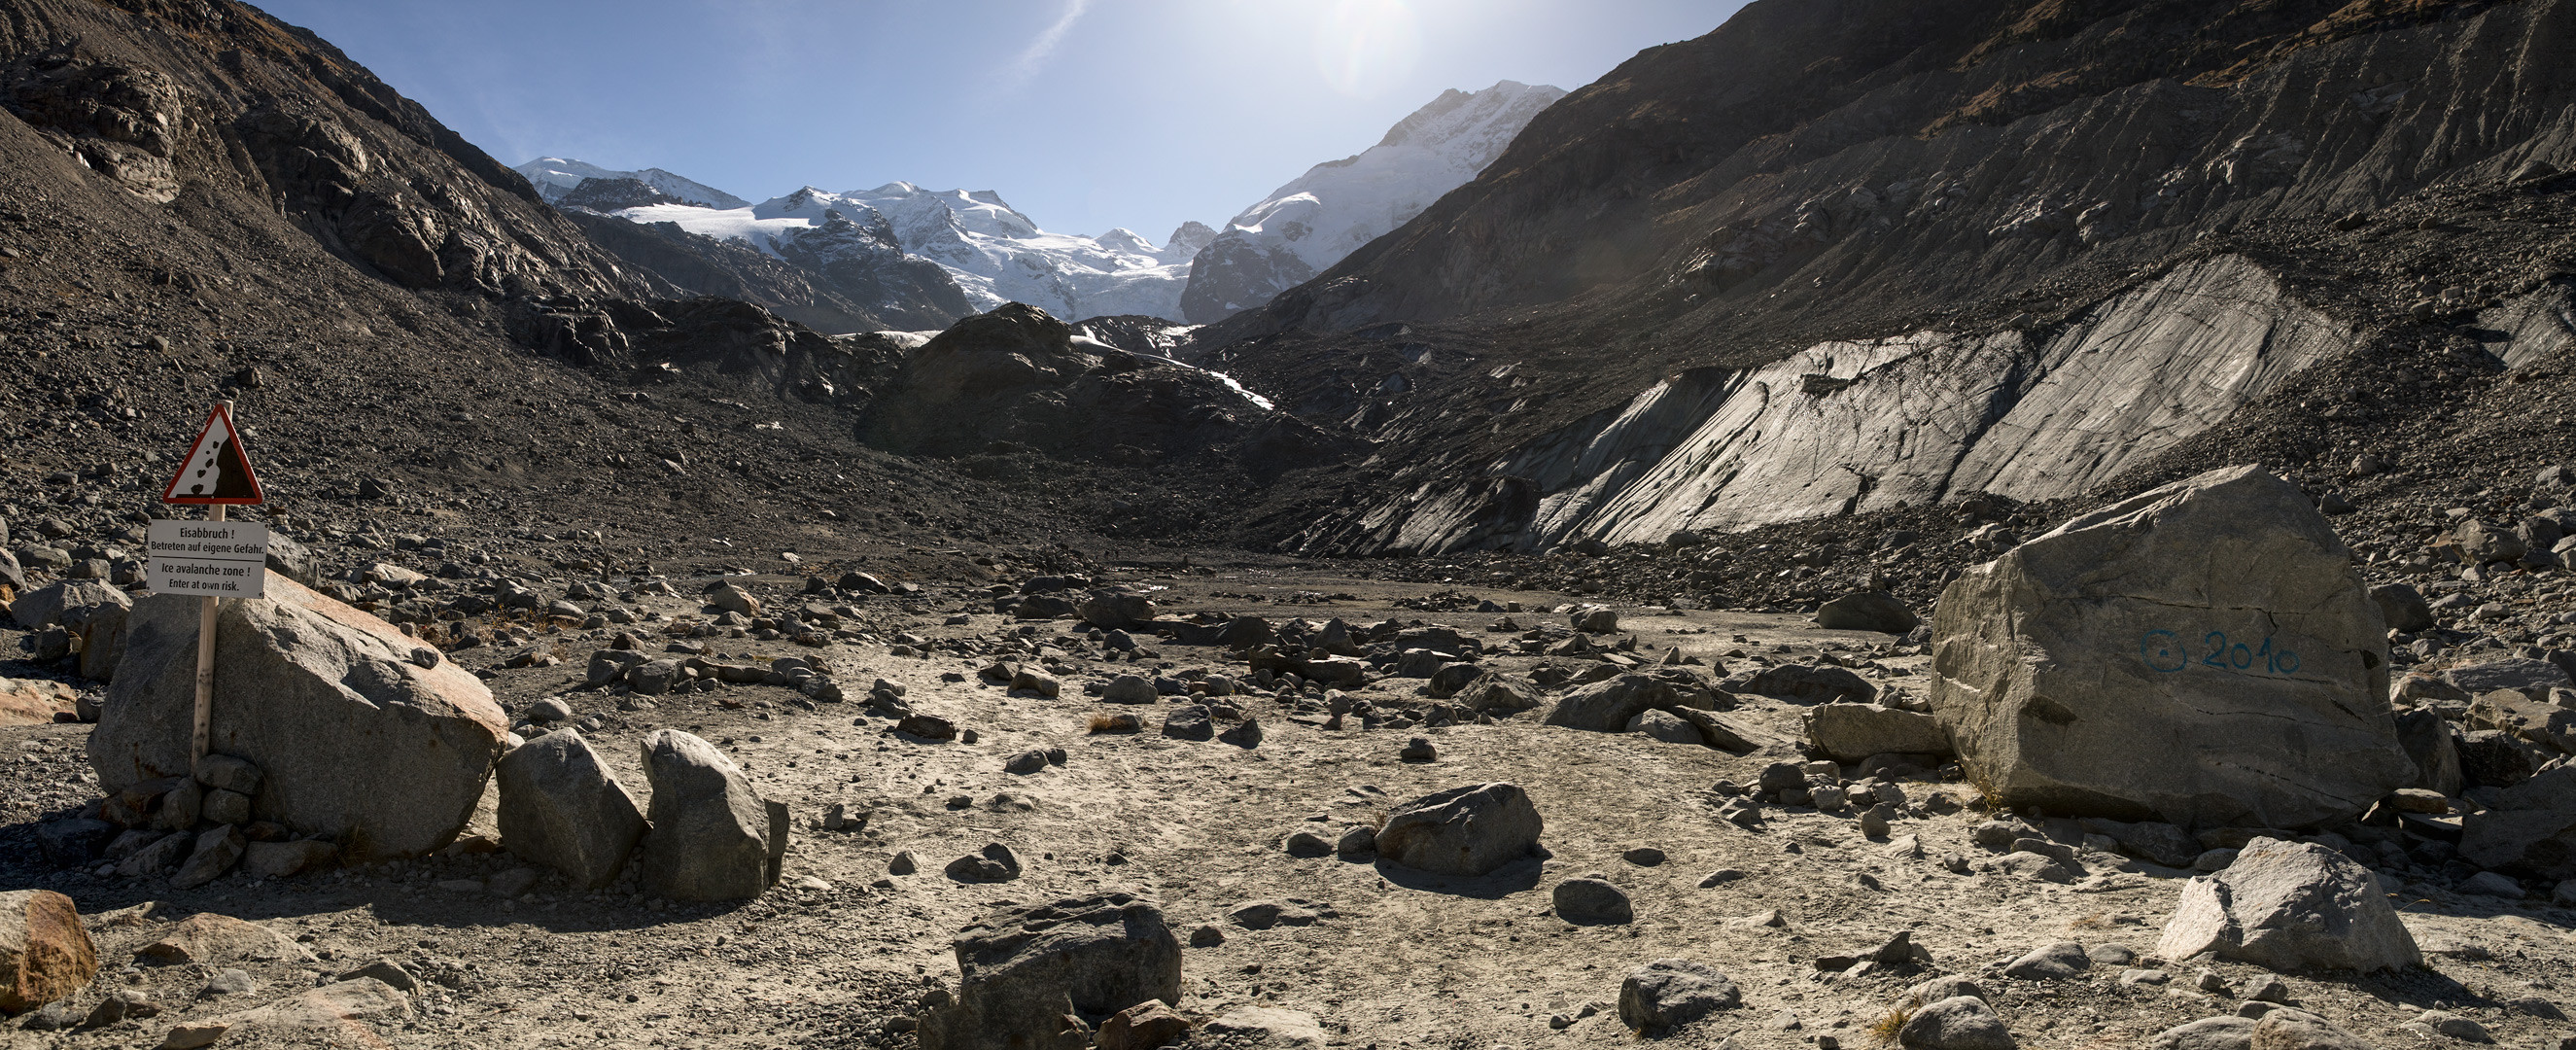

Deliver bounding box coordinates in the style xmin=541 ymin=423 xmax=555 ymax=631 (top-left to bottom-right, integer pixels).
xmin=1315 ymin=0 xmax=1422 ymax=97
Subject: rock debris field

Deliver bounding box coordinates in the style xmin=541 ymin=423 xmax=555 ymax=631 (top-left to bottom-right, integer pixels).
xmin=1 ymin=467 xmax=2575 ymax=1050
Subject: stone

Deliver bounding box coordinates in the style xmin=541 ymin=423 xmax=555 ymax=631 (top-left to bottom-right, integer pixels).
xmin=2253 ymin=1009 xmax=2374 ymax=1049
xmin=945 ymin=843 xmax=1024 ymax=883
xmin=1004 ymin=749 xmax=1050 ymax=775
xmin=1453 ymin=675 xmax=1545 ymax=715
xmin=1618 ymin=959 xmax=1741 ymax=1033
xmin=0 ymin=678 xmax=79 ymax=726
xmin=1399 ymin=736 xmax=1437 ymax=761
xmin=1161 ymin=705 xmax=1213 ymax=741
xmin=2393 ymin=710 xmax=2465 ymax=796
xmin=2460 ymin=870 xmax=2524 ymax=897
xmin=1572 ymin=605 xmax=1619 ymax=633
xmin=2001 ymin=941 xmax=2090 ymax=980
xmin=916 ymin=892 xmax=1181 ymax=1050
xmin=1627 ymin=708 xmax=1704 ymax=745
xmin=199 ymin=977 xmax=411 ymax=1044
xmin=1096 ymin=1000 xmax=1191 ymax=1050
xmin=1283 ymin=832 xmax=1332 ymax=858
xmin=2154 ymin=837 xmax=2419 ymax=971
xmin=1898 ymin=996 xmax=2017 ymax=1050
xmin=1929 ymin=467 xmax=2410 ymax=829
xmin=88 ymin=572 xmax=506 ymax=861
xmin=1997 ymin=852 xmax=2074 ymax=882
xmin=1803 ymin=703 xmax=1950 ymax=762
xmin=1102 ymin=674 xmax=1158 ymax=704
xmin=1546 ymin=674 xmax=1674 ymax=731
xmin=1624 ymin=847 xmax=1667 ymax=865
xmin=1217 ymin=718 xmax=1264 ymax=749
xmin=2150 ymin=1016 xmax=2256 ymax=1050
xmin=496 ymin=728 xmax=645 ymax=890
xmin=1726 ymin=663 xmax=1876 ymax=704
xmin=707 ymin=581 xmax=760 ymax=615
xmin=137 ymin=913 xmax=314 ymax=966
xmin=200 ymin=788 xmax=250 ymax=826
xmin=1199 ymin=1006 xmax=1325 ymax=1047
xmin=2460 ymin=766 xmax=2576 ymax=878
xmin=2078 ymin=818 xmax=2203 ymax=868
xmin=1901 ymin=975 xmax=1990 ymax=1008
xmin=34 ymin=818 xmax=115 ymax=866
xmin=1551 ymin=878 xmax=1633 ymax=924
xmin=2456 ymin=729 xmax=2539 ymax=788
xmin=1815 ymin=590 xmax=1920 ymax=633
xmin=2415 ymin=1010 xmax=2490 ymax=1042
xmin=115 ymin=831 xmax=191 ymax=877
xmin=1011 ymin=668 xmax=1062 ymax=697
xmin=241 ymin=840 xmax=337 ymax=879
xmin=1374 ymin=783 xmax=1544 ymax=876
xmin=1078 ymin=589 xmax=1157 ymax=630
xmin=1335 ymin=825 xmax=1377 ymax=859
xmin=191 ymin=752 xmax=261 ymax=795
xmin=897 ymin=714 xmax=959 ymax=742
xmin=1425 ymin=661 xmax=1483 ymax=699
xmin=1227 ymin=900 xmax=1321 ymax=929
xmin=2370 ymin=583 xmax=2435 ymax=633
xmin=636 ymin=729 xmax=783 ymax=901
xmin=156 ymin=780 xmax=203 ymax=830
xmin=169 ymin=824 xmax=245 ymax=890
xmin=1187 ymin=925 xmax=1225 ymax=948
xmin=0 ymin=891 xmax=95 ymax=1012
xmin=2448 ymin=657 xmax=2575 ymax=700
xmin=888 ymin=852 xmax=919 ymax=876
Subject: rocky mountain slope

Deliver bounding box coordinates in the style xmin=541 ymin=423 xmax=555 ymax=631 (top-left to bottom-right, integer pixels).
xmin=1180 ymin=80 xmax=1565 ymax=324
xmin=1199 ymin=0 xmax=2576 ymax=558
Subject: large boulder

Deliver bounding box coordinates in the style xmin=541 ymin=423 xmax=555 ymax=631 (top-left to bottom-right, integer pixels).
xmin=1545 ymin=675 xmax=1672 ymax=732
xmin=917 ymin=892 xmax=1182 ymax=1050
xmin=1929 ymin=467 xmax=2411 ymax=829
xmin=1077 ymin=589 xmax=1156 ymax=630
xmin=1373 ymin=783 xmax=1543 ymax=876
xmin=0 ymin=890 xmax=95 ymax=1012
xmin=88 ymin=571 xmax=506 ymax=861
xmin=496 ymin=728 xmax=646 ymax=890
xmin=1815 ymin=590 xmax=1920 ymax=633
xmin=2153 ymin=837 xmax=2419 ymax=971
xmin=10 ymin=580 xmax=132 ymax=681
xmin=1723 ymin=663 xmax=1875 ymax=704
xmin=2446 ymin=657 xmax=2575 ymax=700
xmin=636 ymin=729 xmax=784 ymax=900
xmin=1802 ymin=703 xmax=1950 ymax=762
xmin=2460 ymin=765 xmax=2576 ymax=879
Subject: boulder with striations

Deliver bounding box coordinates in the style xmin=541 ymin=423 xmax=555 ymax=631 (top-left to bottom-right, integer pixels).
xmin=917 ymin=892 xmax=1182 ymax=1050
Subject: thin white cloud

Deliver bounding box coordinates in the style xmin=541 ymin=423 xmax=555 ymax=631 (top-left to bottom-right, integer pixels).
xmin=1002 ymin=0 xmax=1091 ymax=89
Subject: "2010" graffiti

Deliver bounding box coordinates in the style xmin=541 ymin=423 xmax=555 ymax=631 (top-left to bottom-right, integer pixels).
xmin=2140 ymin=629 xmax=2298 ymax=675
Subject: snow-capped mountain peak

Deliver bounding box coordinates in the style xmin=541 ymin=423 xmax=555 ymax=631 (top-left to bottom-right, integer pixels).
xmin=1180 ymin=80 xmax=1564 ymax=323
xmin=515 ymin=157 xmax=749 ymax=210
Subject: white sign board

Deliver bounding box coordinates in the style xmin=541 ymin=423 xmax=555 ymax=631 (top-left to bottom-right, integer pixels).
xmin=147 ymin=519 xmax=269 ymax=598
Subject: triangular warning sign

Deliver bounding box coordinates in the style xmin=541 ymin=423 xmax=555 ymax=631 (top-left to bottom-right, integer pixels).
xmin=162 ymin=404 xmax=265 ymax=505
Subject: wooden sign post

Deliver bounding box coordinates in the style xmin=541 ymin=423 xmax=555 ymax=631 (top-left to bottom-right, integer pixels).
xmin=154 ymin=401 xmax=267 ymax=761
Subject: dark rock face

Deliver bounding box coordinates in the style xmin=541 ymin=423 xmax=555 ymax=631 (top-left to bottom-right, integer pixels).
xmin=1181 ymin=232 xmax=1317 ymax=326
xmin=857 ymin=302 xmax=1356 ymax=472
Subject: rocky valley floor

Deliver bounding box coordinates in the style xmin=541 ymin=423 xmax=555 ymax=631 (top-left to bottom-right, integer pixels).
xmin=4 ymin=563 xmax=2572 ymax=1050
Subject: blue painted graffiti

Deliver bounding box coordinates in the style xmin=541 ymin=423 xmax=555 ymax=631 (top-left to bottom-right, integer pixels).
xmin=2140 ymin=629 xmax=2297 ymax=675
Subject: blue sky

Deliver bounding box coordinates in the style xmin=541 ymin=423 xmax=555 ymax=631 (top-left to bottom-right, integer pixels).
xmin=252 ymin=0 xmax=1737 ymax=243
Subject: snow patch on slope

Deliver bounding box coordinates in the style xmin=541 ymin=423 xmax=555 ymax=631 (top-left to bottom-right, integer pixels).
xmin=516 ymin=157 xmax=749 ymax=210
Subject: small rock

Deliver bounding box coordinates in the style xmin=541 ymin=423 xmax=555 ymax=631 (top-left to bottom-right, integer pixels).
xmin=1283 ymin=832 xmax=1332 ymax=858
xmin=1897 ymin=996 xmax=2017 ymax=1050
xmin=1622 ymin=847 xmax=1666 ymax=866
xmin=1551 ymin=878 xmax=1633 ymax=925
xmin=888 ymin=851 xmax=918 ymax=876
xmin=1617 ymin=959 xmax=1741 ymax=1034
xmin=944 ymin=842 xmax=1022 ymax=882
xmin=2002 ymin=941 xmax=2090 ymax=980
xmin=1698 ymin=868 xmax=1745 ymax=888
xmin=1398 ymin=737 xmax=1436 ymax=761
xmin=1188 ymin=925 xmax=1226 ymax=948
